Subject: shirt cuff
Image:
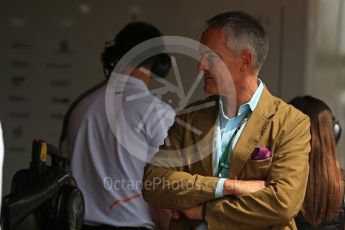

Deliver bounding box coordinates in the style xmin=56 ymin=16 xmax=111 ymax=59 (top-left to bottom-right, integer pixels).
xmin=215 ymin=178 xmax=226 ymax=198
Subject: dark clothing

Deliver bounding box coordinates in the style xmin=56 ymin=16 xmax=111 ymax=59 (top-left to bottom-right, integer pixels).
xmin=295 ymin=170 xmax=345 ymax=229
xmin=82 ymin=224 xmax=150 ymax=230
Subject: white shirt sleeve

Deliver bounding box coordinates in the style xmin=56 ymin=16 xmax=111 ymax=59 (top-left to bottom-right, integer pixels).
xmin=147 ymin=104 xmax=175 ymax=157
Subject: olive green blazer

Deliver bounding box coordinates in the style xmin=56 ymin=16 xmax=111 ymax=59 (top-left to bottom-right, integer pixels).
xmin=142 ymin=87 xmax=311 ymax=230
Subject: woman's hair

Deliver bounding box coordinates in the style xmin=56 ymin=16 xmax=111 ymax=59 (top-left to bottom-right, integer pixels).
xmin=290 ymin=95 xmax=344 ymax=226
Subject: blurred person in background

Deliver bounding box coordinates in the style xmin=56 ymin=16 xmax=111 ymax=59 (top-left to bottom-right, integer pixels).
xmin=290 ymin=95 xmax=345 ymax=230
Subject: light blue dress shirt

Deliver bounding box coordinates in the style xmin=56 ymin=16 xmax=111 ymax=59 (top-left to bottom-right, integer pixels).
xmin=214 ymin=80 xmax=264 ymax=198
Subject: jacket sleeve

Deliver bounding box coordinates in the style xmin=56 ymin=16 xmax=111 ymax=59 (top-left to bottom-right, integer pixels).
xmin=142 ymin=116 xmax=220 ymax=210
xmin=205 ymin=116 xmax=311 ymax=228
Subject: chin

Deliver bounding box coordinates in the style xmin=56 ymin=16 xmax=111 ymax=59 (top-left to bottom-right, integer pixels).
xmin=203 ymin=85 xmax=218 ymax=95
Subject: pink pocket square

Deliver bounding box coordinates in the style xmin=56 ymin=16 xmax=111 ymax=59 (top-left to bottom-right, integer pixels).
xmin=251 ymin=146 xmax=272 ymax=160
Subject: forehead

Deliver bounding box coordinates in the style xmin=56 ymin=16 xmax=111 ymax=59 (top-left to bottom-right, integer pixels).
xmin=200 ymin=27 xmax=228 ymax=51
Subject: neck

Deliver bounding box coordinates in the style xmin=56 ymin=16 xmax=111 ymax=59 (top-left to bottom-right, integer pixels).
xmin=130 ymin=67 xmax=151 ymax=86
xmin=223 ymin=76 xmax=258 ymax=117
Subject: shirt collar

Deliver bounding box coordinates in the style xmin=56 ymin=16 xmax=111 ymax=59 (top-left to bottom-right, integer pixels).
xmin=219 ymin=79 xmax=264 ymax=119
xmin=247 ymin=79 xmax=264 ymax=111
xmin=111 ymin=73 xmax=149 ymax=92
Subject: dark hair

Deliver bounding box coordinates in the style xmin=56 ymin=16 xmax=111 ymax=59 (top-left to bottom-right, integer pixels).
xmin=207 ymin=11 xmax=269 ymax=71
xmin=101 ymin=22 xmax=164 ymax=78
xmin=290 ymin=95 xmax=344 ymax=226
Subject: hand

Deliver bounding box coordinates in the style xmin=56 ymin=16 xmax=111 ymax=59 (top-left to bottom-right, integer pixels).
xmin=170 ymin=206 xmax=203 ymax=221
xmin=150 ymin=206 xmax=173 ymax=230
xmin=171 ymin=210 xmax=180 ymax=220
xmin=223 ymin=179 xmax=266 ymax=196
xmin=181 ymin=205 xmax=203 ymax=220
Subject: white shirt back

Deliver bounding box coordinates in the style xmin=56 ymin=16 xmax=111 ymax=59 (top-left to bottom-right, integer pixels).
xmin=61 ymin=75 xmax=175 ymax=228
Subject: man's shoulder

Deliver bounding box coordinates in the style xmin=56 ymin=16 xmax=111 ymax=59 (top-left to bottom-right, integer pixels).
xmin=173 ymin=96 xmax=217 ymax=121
xmin=127 ymin=91 xmax=175 ymax=117
xmin=277 ymin=97 xmax=307 ymax=118
xmin=270 ymin=95 xmax=310 ymax=127
xmin=69 ymin=83 xmax=106 ymax=118
xmin=172 ymin=96 xmax=218 ymax=130
xmin=185 ymin=96 xmax=218 ymax=107
xmin=182 ymin=96 xmax=218 ymax=115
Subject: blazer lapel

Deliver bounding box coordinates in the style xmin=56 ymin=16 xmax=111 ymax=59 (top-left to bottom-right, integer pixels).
xmin=229 ymin=87 xmax=278 ymax=179
xmin=189 ymin=96 xmax=219 ymax=176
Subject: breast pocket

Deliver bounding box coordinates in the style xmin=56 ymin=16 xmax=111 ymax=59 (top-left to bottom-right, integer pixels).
xmin=240 ymin=157 xmax=272 ymax=180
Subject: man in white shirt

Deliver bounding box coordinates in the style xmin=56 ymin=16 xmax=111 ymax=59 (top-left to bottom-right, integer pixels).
xmin=60 ymin=22 xmax=175 ymax=230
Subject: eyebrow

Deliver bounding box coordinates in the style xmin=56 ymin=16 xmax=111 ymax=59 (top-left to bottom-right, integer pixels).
xmin=199 ymin=47 xmax=218 ymax=56
xmin=199 ymin=48 xmax=223 ymax=61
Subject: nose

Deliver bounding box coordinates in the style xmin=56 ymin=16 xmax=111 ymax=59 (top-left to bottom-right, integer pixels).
xmin=198 ymin=55 xmax=208 ymax=72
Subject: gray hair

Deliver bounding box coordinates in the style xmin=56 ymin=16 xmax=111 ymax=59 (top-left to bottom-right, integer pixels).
xmin=207 ymin=11 xmax=269 ymax=71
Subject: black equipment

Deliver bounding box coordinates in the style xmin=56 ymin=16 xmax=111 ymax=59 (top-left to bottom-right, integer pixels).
xmin=333 ymin=117 xmax=342 ymax=144
xmin=103 ymin=40 xmax=171 ymax=79
xmin=1 ymin=140 xmax=84 ymax=230
xmin=102 ymin=22 xmax=171 ymax=79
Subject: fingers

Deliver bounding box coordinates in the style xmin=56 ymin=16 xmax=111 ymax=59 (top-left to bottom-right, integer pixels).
xmin=171 ymin=210 xmax=180 ymax=220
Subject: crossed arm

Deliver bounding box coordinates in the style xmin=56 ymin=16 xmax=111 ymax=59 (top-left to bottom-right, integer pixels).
xmin=168 ymin=179 xmax=266 ymax=221
xmin=142 ymin=116 xmax=311 ymax=228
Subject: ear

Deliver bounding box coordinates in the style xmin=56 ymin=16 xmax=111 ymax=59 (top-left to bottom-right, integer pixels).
xmin=240 ymin=50 xmax=253 ymax=71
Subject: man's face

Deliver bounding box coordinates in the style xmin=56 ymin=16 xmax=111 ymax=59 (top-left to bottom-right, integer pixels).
xmin=198 ymin=27 xmax=240 ymax=96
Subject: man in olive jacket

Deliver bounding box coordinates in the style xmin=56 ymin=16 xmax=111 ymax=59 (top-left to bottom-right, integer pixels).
xmin=142 ymin=11 xmax=311 ymax=230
